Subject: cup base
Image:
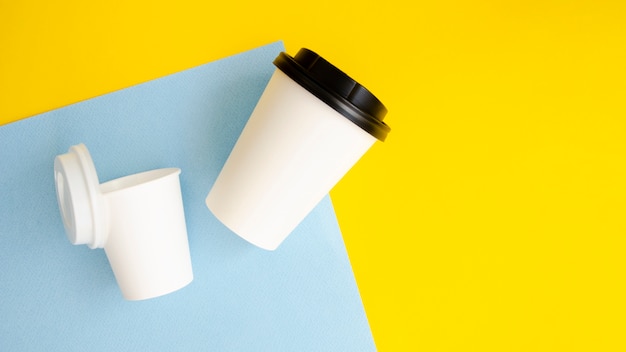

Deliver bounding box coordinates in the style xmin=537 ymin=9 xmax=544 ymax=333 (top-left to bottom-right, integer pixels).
xmin=206 ymin=199 xmax=282 ymax=251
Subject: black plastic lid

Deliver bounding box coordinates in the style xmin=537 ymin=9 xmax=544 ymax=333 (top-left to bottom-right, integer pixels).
xmin=273 ymin=48 xmax=390 ymax=141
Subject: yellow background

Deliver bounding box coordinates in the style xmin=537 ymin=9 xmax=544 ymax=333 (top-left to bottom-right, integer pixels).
xmin=1 ymin=1 xmax=625 ymax=350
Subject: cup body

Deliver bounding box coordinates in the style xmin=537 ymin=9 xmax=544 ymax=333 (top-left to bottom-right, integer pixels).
xmin=102 ymin=168 xmax=193 ymax=300
xmin=206 ymin=69 xmax=377 ymax=250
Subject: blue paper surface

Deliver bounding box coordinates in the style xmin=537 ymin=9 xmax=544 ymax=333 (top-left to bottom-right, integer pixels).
xmin=0 ymin=42 xmax=375 ymax=351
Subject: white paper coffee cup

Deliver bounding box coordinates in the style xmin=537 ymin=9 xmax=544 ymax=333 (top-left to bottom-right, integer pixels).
xmin=206 ymin=49 xmax=391 ymax=250
xmin=54 ymin=144 xmax=193 ymax=300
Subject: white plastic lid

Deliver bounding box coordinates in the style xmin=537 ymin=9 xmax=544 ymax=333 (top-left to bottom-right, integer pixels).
xmin=54 ymin=144 xmax=108 ymax=249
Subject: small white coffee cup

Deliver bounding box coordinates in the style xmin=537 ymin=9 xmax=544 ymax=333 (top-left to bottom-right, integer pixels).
xmin=54 ymin=144 xmax=193 ymax=300
xmin=206 ymin=48 xmax=390 ymax=250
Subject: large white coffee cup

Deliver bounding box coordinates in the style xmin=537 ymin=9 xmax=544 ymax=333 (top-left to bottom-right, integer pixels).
xmin=54 ymin=144 xmax=193 ymax=300
xmin=206 ymin=48 xmax=390 ymax=250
